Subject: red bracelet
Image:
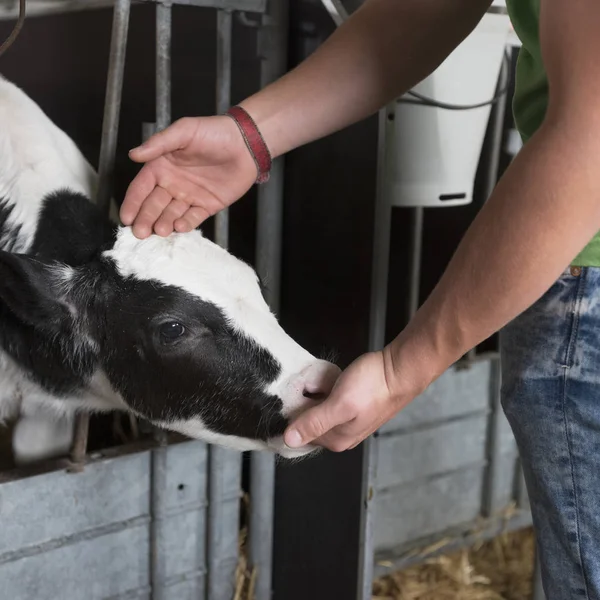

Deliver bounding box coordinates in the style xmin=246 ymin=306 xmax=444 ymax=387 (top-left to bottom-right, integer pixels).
xmin=226 ymin=106 xmax=272 ymax=184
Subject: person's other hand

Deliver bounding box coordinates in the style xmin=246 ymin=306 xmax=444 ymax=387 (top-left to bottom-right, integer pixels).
xmin=283 ymin=348 xmax=424 ymax=452
xmin=120 ymin=116 xmax=257 ymax=239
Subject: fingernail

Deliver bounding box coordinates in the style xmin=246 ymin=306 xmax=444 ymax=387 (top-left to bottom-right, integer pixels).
xmin=285 ymin=429 xmax=303 ymax=448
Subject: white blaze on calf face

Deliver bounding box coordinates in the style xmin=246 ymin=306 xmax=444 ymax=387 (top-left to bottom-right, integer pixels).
xmin=105 ymin=228 xmax=325 ymax=413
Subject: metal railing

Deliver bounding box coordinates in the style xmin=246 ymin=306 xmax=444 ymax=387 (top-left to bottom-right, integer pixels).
xmin=65 ymin=1 xmax=285 ymax=598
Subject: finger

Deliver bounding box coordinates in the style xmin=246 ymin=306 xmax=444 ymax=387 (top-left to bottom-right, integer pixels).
xmin=131 ymin=186 xmax=172 ymax=239
xmin=129 ymin=118 xmax=195 ymax=163
xmin=174 ymin=206 xmax=213 ymax=232
xmin=120 ymin=165 xmax=158 ymax=226
xmin=154 ymin=199 xmax=190 ymax=237
xmin=284 ymin=399 xmax=354 ymax=448
xmin=314 ymin=429 xmax=355 ymax=453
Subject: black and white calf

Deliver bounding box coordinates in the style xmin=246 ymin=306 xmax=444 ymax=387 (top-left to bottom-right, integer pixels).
xmin=0 ymin=75 xmax=339 ymax=465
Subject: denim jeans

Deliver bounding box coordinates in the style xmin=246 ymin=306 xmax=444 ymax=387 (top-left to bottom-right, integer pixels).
xmin=501 ymin=265 xmax=600 ymax=600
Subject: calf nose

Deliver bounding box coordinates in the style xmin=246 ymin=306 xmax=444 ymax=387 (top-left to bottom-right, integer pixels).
xmin=301 ymin=360 xmax=341 ymax=402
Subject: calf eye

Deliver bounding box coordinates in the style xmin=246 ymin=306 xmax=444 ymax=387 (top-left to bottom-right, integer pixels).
xmin=159 ymin=321 xmax=186 ymax=342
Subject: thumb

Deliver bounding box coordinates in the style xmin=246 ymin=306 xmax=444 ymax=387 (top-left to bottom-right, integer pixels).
xmin=284 ymin=399 xmax=347 ymax=449
xmin=129 ymin=118 xmax=195 ymax=163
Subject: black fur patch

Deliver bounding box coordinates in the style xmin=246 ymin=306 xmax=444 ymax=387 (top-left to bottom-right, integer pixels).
xmin=0 ymin=188 xmax=288 ymax=440
xmin=82 ymin=260 xmax=287 ymax=439
xmin=0 ymin=189 xmax=112 ymax=395
xmin=29 ymin=189 xmax=116 ymax=264
xmin=0 ymin=198 xmax=23 ymax=253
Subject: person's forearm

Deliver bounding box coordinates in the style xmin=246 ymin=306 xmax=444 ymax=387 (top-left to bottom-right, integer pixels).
xmin=240 ymin=0 xmax=490 ymax=158
xmin=388 ymin=115 xmax=600 ymax=392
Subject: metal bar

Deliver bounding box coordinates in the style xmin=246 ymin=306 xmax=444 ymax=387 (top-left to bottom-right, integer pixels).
xmin=96 ymin=0 xmax=131 ymax=214
xmin=533 ymin=551 xmax=546 ymax=600
xmin=366 ymin=107 xmax=393 ymax=353
xmin=517 ymin=462 xmax=529 ymax=509
xmin=207 ymin=451 xmax=242 ymax=600
xmin=320 ymin=0 xmax=349 ymax=26
xmin=156 ymin=0 xmax=172 ymax=133
xmin=358 ymin=107 xmax=392 ymax=600
xmin=72 ymin=0 xmax=132 ymax=468
xmin=0 ymin=0 xmax=267 ymax=21
xmin=207 ymin=10 xmax=242 ymax=600
xmin=150 ymin=438 xmax=169 ymax=600
xmin=481 ymin=358 xmax=503 ymax=516
xmin=150 ymin=14 xmax=174 ymax=598
xmin=213 ymin=9 xmax=232 ymax=249
xmin=248 ymin=3 xmax=289 ymax=599
xmin=407 ymin=206 xmax=424 ymax=319
xmin=68 ymin=413 xmax=90 ymax=473
xmin=482 ymin=58 xmax=509 ymax=206
xmin=139 ymin=0 xmax=267 ymax=11
xmin=464 ymin=55 xmax=509 ymax=364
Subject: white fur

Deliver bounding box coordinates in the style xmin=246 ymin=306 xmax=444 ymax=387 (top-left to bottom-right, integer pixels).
xmin=0 ymin=75 xmax=116 ymax=464
xmin=0 ymin=75 xmax=98 ymax=253
xmin=105 ymin=228 xmax=332 ymax=418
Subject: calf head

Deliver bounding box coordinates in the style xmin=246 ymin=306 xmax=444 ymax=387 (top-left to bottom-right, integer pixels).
xmin=0 ymin=228 xmax=340 ymax=458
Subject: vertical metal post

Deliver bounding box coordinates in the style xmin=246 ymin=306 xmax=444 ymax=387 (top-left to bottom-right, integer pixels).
xmin=465 ymin=56 xmax=509 ymax=363
xmin=366 ymin=108 xmax=393 ymax=353
xmin=151 ymin=439 xmax=169 ymax=600
xmin=97 ymin=0 xmax=132 ymax=213
xmin=407 ymin=206 xmax=424 ymax=319
xmin=358 ymin=107 xmax=392 ymax=600
xmin=533 ymin=551 xmax=546 ymax=600
xmin=68 ymin=413 xmax=90 ymax=473
xmin=481 ymin=358 xmax=503 ymax=516
xmin=249 ymin=2 xmax=289 ymax=599
xmin=150 ymin=7 xmax=173 ymax=598
xmin=517 ymin=465 xmax=529 ymax=509
xmin=70 ymin=0 xmax=131 ymax=471
xmin=207 ymin=9 xmax=242 ymax=600
xmin=214 ymin=9 xmax=233 ymax=248
xmin=156 ymin=0 xmax=172 ymax=133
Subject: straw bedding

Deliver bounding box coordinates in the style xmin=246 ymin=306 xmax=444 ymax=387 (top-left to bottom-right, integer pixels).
xmin=372 ymin=527 xmax=535 ymax=600
xmin=235 ymin=498 xmax=535 ymax=600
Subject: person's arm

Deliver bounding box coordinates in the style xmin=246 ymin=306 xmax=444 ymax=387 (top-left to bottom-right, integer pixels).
xmin=240 ymin=0 xmax=492 ymax=158
xmin=120 ymin=0 xmax=491 ymax=236
xmin=284 ymin=0 xmax=600 ymax=452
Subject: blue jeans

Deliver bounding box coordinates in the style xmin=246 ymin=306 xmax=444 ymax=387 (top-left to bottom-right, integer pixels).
xmin=501 ymin=265 xmax=600 ymax=600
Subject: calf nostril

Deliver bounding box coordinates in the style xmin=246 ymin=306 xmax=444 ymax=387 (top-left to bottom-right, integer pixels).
xmin=303 ymin=390 xmax=328 ymax=402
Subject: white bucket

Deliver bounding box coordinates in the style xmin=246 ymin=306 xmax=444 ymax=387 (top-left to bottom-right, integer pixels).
xmin=385 ymin=10 xmax=511 ymax=208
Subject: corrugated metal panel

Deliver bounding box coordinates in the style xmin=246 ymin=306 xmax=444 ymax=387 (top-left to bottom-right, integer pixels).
xmin=1 ymin=521 xmax=151 ymax=600
xmin=0 ymin=441 xmax=211 ymax=600
xmin=0 ymin=451 xmax=151 ymax=557
xmin=376 ymin=414 xmax=488 ymax=490
xmin=380 ymin=361 xmax=492 ymax=434
xmin=374 ymin=465 xmax=485 ymax=552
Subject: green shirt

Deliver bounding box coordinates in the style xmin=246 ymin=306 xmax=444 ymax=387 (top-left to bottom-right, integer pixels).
xmin=506 ymin=0 xmax=600 ymax=266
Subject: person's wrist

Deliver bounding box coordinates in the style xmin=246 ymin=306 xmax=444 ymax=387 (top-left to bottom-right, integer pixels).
xmin=238 ymin=96 xmax=291 ymax=160
xmin=383 ymin=319 xmax=461 ymax=402
xmin=225 ymin=106 xmax=273 ymax=184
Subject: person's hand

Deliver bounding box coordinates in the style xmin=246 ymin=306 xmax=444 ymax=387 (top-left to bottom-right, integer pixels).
xmin=120 ymin=116 xmax=258 ymax=239
xmin=283 ymin=347 xmax=426 ymax=453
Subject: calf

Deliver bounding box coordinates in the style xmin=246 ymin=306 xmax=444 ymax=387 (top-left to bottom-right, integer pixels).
xmin=0 ymin=75 xmax=339 ymax=465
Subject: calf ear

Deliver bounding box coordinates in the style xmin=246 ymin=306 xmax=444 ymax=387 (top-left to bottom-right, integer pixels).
xmin=0 ymin=252 xmax=70 ymax=328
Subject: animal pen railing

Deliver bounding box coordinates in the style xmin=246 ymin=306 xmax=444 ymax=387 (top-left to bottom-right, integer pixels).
xmin=0 ymin=1 xmax=287 ymax=599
